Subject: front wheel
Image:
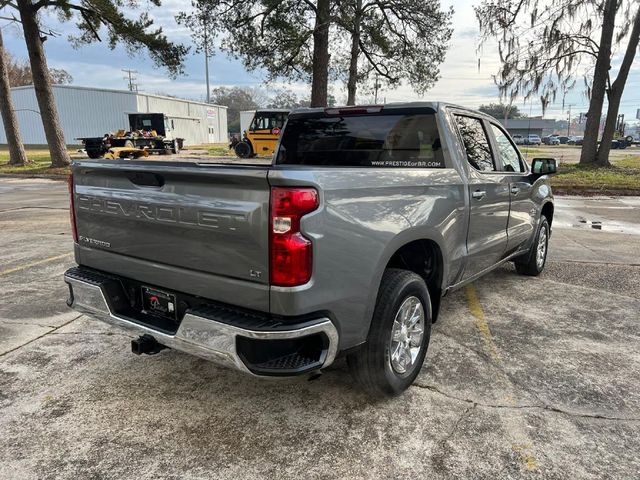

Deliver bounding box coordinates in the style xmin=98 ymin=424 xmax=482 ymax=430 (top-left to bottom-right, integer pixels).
xmin=515 ymin=217 xmax=549 ymax=276
xmin=347 ymin=269 xmax=432 ymax=397
xmin=234 ymin=140 xmax=252 ymax=158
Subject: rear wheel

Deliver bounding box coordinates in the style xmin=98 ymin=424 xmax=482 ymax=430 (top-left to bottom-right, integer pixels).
xmin=347 ymin=269 xmax=432 ymax=397
xmin=234 ymin=140 xmax=252 ymax=158
xmin=515 ymin=217 xmax=549 ymax=276
xmin=86 ymin=149 xmax=102 ymax=159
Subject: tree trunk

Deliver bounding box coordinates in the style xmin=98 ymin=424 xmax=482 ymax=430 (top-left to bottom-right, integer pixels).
xmin=0 ymin=29 xmax=29 ymax=166
xmin=16 ymin=0 xmax=69 ymax=167
xmin=310 ymin=0 xmax=330 ymax=107
xmin=579 ymin=0 xmax=617 ymax=165
xmin=595 ymin=7 xmax=640 ymax=166
xmin=346 ymin=0 xmax=362 ymax=106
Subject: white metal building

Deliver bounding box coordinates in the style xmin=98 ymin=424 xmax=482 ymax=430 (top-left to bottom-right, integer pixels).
xmin=0 ymin=85 xmax=228 ymax=146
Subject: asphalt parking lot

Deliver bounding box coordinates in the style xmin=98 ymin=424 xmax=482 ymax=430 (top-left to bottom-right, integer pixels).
xmin=1 ymin=177 xmax=639 ymax=479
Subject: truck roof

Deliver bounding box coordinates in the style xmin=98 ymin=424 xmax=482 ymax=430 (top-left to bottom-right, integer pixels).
xmin=288 ymin=102 xmax=479 ymax=118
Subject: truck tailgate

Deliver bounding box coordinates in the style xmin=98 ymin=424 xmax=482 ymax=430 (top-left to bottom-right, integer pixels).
xmin=72 ymin=160 xmax=270 ymax=309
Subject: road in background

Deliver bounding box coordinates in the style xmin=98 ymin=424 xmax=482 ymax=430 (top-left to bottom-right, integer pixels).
xmin=1 ymin=178 xmax=639 ymax=479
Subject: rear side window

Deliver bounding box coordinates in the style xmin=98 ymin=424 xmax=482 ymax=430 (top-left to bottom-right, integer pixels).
xmin=454 ymin=115 xmax=495 ymax=172
xmin=490 ymin=124 xmax=525 ymax=173
xmin=276 ymin=114 xmax=444 ymax=167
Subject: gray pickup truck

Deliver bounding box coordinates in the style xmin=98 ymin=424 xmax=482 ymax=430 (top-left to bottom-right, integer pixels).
xmin=64 ymin=102 xmax=556 ymax=396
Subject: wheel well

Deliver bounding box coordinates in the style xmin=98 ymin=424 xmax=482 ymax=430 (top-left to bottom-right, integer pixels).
xmin=385 ymin=239 xmax=443 ymax=322
xmin=542 ymin=202 xmax=554 ymax=227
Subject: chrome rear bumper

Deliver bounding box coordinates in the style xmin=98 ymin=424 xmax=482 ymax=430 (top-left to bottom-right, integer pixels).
xmin=64 ymin=268 xmax=338 ymax=376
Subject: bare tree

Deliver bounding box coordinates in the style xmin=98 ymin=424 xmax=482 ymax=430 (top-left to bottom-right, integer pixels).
xmin=0 ymin=27 xmax=28 ymax=165
xmin=178 ymin=0 xmax=336 ymax=107
xmin=478 ymin=102 xmax=525 ymax=119
xmin=338 ymin=0 xmax=453 ymax=105
xmin=596 ymin=6 xmax=640 ymax=164
xmin=16 ymin=0 xmax=68 ymax=167
xmin=6 ymin=0 xmax=187 ymax=167
xmin=4 ymin=52 xmax=73 ymax=86
xmin=310 ymin=0 xmax=331 ymax=107
xmin=476 ymin=0 xmax=640 ymax=166
xmin=210 ymin=86 xmax=268 ymax=132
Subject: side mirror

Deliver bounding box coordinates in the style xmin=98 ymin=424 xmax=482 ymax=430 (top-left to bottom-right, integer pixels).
xmin=531 ymin=157 xmax=557 ymax=176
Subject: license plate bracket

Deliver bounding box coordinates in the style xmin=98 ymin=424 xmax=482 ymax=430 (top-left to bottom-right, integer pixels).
xmin=142 ymin=286 xmax=177 ymax=321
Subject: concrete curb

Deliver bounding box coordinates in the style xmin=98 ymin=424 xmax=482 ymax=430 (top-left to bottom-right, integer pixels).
xmin=0 ymin=173 xmax=67 ymax=181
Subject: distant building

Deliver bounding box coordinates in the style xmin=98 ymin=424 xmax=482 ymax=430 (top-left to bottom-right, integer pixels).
xmin=498 ymin=118 xmax=557 ymax=137
xmin=0 ymin=85 xmax=228 ymax=146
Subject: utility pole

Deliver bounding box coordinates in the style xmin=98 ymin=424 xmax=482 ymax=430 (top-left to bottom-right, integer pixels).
xmin=566 ymin=104 xmax=573 ymax=137
xmin=204 ymin=29 xmax=210 ymax=104
xmin=373 ymin=74 xmax=381 ymax=104
xmin=122 ymin=69 xmax=138 ymax=92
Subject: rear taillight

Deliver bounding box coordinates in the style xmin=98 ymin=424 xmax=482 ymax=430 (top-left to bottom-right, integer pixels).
xmin=68 ymin=174 xmax=78 ymax=243
xmin=270 ymin=187 xmax=319 ymax=286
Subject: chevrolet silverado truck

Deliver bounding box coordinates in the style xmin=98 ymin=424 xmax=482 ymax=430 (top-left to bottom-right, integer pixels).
xmin=64 ymin=103 xmax=556 ymax=396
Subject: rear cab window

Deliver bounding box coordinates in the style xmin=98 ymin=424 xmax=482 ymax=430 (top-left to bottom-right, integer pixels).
xmin=276 ymin=111 xmax=445 ymax=168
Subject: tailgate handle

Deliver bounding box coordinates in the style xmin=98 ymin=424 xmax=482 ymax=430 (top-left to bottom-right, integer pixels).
xmin=127 ymin=172 xmax=164 ymax=187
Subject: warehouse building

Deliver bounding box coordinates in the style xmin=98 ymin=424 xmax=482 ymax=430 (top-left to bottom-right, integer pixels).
xmin=0 ymin=85 xmax=228 ymax=146
xmin=498 ymin=118 xmax=557 ymax=138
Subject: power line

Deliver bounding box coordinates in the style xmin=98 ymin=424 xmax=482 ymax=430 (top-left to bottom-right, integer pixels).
xmin=122 ymin=69 xmax=139 ymax=92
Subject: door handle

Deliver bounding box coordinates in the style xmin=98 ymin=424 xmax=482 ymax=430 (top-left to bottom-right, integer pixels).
xmin=472 ymin=190 xmax=486 ymax=200
xmin=511 ymin=186 xmax=520 ymax=195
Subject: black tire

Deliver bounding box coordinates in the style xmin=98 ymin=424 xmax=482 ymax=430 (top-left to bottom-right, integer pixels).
xmin=347 ymin=269 xmax=432 ymax=397
xmin=86 ymin=149 xmax=102 ymax=159
xmin=515 ymin=217 xmax=550 ymax=276
xmin=171 ymin=140 xmax=179 ymax=154
xmin=234 ymin=140 xmax=252 ymax=158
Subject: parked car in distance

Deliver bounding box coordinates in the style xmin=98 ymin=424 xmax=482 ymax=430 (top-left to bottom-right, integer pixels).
xmin=543 ymin=135 xmax=560 ymax=145
xmin=64 ymin=102 xmax=557 ymax=396
xmin=557 ymin=136 xmax=569 ymax=144
xmin=567 ymin=136 xmax=583 ymax=145
xmin=525 ymin=134 xmax=542 ymax=146
xmin=512 ymin=134 xmax=525 ymax=145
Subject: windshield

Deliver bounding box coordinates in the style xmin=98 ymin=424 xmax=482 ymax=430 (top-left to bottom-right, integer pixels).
xmin=276 ymin=114 xmax=444 ymax=167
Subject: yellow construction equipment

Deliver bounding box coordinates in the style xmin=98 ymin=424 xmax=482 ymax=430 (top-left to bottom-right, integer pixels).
xmin=103 ymin=147 xmax=150 ymax=160
xmin=232 ymin=109 xmax=289 ymax=158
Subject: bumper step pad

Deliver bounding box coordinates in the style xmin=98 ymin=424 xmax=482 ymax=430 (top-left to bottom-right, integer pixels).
xmin=64 ymin=266 xmax=338 ymax=377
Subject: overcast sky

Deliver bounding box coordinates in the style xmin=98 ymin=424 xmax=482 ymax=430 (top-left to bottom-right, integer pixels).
xmin=1 ymin=0 xmax=639 ymax=123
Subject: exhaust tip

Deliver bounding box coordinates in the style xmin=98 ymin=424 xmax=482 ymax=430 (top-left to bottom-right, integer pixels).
xmin=131 ymin=334 xmax=166 ymax=355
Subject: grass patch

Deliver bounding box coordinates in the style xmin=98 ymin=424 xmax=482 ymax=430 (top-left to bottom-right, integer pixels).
xmin=613 ymin=154 xmax=640 ymax=169
xmin=0 ymin=154 xmax=70 ymax=176
xmin=181 ymin=143 xmax=233 ymax=156
xmin=519 ymin=147 xmax=546 ymax=155
xmin=551 ymin=160 xmax=640 ymax=191
xmin=0 ymin=150 xmax=52 ymax=164
xmin=207 ymin=145 xmax=233 ymax=156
